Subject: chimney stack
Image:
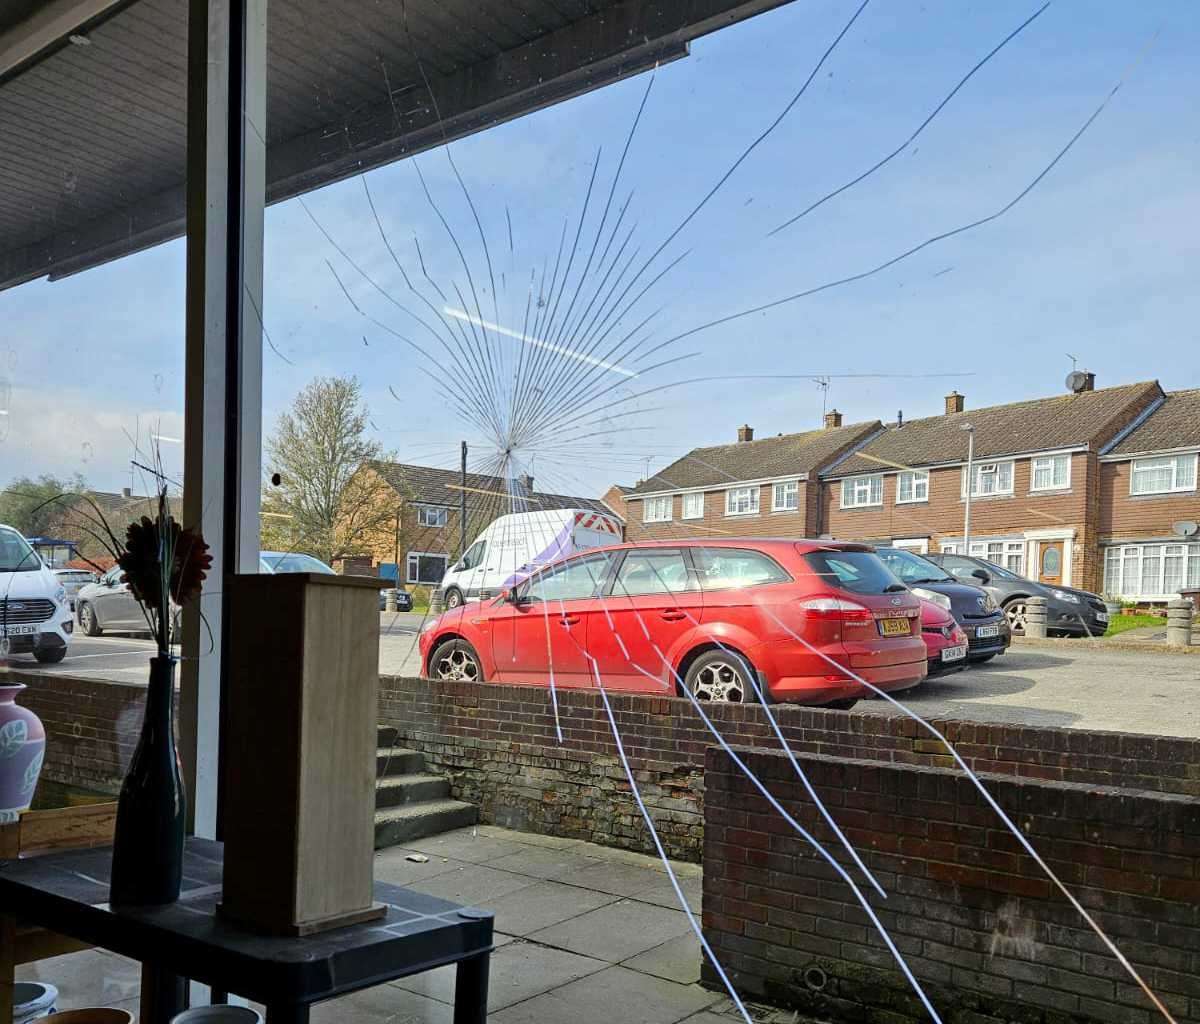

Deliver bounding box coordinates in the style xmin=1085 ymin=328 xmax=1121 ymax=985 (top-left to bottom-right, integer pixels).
xmin=121 ymin=487 xmax=132 ymax=498
xmin=897 ymin=410 xmax=904 ymax=428
xmin=944 ymin=391 xmax=965 ymax=415
xmin=823 ymin=409 xmax=843 ymax=430
xmin=737 ymin=424 xmax=754 ymax=443
xmin=517 ymin=473 xmax=534 ymax=492
xmin=1080 ymin=371 xmax=1095 ymax=392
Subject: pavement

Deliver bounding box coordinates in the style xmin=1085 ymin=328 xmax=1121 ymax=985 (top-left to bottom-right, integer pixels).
xmin=17 ymin=826 xmax=766 ymax=1024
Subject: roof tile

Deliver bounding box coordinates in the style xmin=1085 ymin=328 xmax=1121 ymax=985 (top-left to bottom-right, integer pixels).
xmin=1108 ymin=389 xmax=1200 ymax=456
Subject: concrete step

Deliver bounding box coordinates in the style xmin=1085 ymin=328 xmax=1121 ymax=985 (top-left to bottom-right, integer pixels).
xmin=377 ymin=747 xmax=425 ymax=777
xmin=374 ymin=800 xmax=478 ymax=850
xmin=377 ymin=725 xmax=399 ymax=748
xmin=375 ymin=773 xmax=450 ymax=809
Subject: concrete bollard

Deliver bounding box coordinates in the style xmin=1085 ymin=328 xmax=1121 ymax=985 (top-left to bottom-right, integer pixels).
xmin=1025 ymin=596 xmax=1048 ymax=638
xmin=384 ymin=589 xmax=397 ymax=613
xmin=1166 ymin=598 xmax=1195 ymax=647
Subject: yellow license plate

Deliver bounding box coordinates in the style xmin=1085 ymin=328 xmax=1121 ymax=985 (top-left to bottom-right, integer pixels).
xmin=878 ymin=617 xmax=910 ymax=637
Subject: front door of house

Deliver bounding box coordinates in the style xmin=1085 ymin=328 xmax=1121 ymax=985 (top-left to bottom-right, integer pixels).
xmin=1038 ymin=542 xmax=1064 ymax=586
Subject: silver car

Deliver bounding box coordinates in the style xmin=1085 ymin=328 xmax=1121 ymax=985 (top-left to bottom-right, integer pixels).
xmin=54 ymin=567 xmax=96 ymax=611
xmin=76 ymin=566 xmax=180 ymax=639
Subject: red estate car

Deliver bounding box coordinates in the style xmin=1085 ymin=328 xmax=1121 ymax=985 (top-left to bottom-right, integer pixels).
xmin=419 ymin=539 xmax=927 ymax=707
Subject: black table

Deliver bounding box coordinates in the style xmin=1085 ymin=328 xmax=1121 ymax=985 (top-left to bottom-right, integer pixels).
xmin=0 ymin=839 xmax=493 ymax=1024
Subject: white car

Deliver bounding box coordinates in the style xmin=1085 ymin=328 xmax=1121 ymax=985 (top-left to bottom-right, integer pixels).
xmin=0 ymin=525 xmax=73 ymax=663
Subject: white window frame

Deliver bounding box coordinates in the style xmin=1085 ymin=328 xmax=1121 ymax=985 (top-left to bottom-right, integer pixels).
xmin=406 ymin=550 xmax=449 ymax=584
xmin=1030 ymin=454 xmax=1071 ymax=493
xmin=643 ymin=496 xmax=673 ymax=523
xmin=962 ymin=460 xmax=1014 ymax=498
xmin=725 ymin=486 xmax=760 ymax=516
xmin=415 ymin=504 xmax=449 ymax=528
xmin=840 ymin=475 xmax=883 ymax=509
xmin=681 ymin=492 xmax=705 ymax=520
xmin=895 ymin=470 xmax=929 ymax=505
xmin=1105 ymin=542 xmax=1200 ymax=600
xmin=772 ymin=480 xmax=799 ymax=512
xmin=1129 ymin=454 xmax=1198 ymax=496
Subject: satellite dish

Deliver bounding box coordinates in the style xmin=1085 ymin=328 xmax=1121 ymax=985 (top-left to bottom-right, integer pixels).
xmin=1065 ymin=371 xmax=1088 ymax=393
xmin=1172 ymin=521 xmax=1198 ymax=538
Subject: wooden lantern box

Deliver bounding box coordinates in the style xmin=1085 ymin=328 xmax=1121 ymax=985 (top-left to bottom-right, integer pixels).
xmin=220 ymin=572 xmax=386 ymax=936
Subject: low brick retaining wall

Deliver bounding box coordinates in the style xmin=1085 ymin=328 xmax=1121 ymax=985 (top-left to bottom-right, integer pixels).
xmin=378 ymin=675 xmax=1200 ymax=861
xmin=702 ymin=745 xmax=1200 ymax=1023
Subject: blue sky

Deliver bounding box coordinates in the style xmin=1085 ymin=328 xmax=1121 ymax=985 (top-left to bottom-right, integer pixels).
xmin=2 ymin=0 xmax=1197 ymax=501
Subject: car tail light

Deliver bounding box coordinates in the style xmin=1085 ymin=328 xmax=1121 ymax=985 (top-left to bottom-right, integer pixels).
xmin=798 ymin=596 xmax=874 ymax=624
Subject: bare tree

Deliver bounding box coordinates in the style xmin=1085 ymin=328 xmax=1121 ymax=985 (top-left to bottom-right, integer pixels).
xmin=262 ymin=376 xmax=396 ymax=565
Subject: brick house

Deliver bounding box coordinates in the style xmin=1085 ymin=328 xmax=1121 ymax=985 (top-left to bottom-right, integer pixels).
xmin=821 ymin=379 xmax=1163 ymax=593
xmin=351 ymin=461 xmax=609 ymax=587
xmin=623 ymin=415 xmax=882 ymax=541
xmin=1098 ymin=388 xmax=1200 ymax=600
xmin=599 ymin=484 xmax=631 ymax=523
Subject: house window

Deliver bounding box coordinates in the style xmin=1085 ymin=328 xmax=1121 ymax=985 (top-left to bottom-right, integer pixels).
xmin=1031 ymin=454 xmax=1071 ymax=492
xmin=896 ymin=470 xmax=928 ymax=504
xmin=416 ymin=505 xmax=448 ymax=527
xmin=681 ymin=492 xmax=705 ymax=520
xmin=772 ymin=481 xmax=799 ymax=511
xmin=840 ymin=475 xmax=882 ymax=508
xmin=963 ymin=460 xmax=1014 ymax=497
xmin=967 ymin=539 xmax=1026 ymax=575
xmin=725 ymin=486 xmax=760 ymax=516
xmin=406 ymin=551 xmax=449 ymax=585
xmin=643 ymin=496 xmax=673 ymax=523
xmin=1105 ymin=543 xmax=1200 ymax=599
xmin=1130 ymin=454 xmax=1198 ymax=495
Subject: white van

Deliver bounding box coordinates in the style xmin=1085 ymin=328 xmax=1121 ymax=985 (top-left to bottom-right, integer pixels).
xmin=0 ymin=525 xmax=73 ymax=663
xmin=438 ymin=508 xmax=622 ymax=609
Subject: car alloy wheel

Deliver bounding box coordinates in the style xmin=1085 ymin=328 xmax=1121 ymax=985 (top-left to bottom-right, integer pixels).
xmin=445 ymin=589 xmax=463 ymax=609
xmin=1004 ymin=601 xmax=1028 ymax=634
xmin=691 ymin=658 xmax=747 ymax=703
xmin=432 ymin=642 xmax=481 ymax=682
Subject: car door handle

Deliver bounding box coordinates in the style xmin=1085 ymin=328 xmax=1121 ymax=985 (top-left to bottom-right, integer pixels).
xmin=660 ymin=610 xmax=687 ymax=621
xmin=559 ymin=615 xmax=581 ymax=626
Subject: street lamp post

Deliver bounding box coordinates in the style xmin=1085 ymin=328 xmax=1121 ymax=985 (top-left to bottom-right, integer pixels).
xmin=961 ymin=423 xmax=975 ymax=553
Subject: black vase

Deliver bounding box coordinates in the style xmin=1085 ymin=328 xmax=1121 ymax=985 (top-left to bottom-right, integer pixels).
xmin=110 ymin=654 xmax=186 ymax=906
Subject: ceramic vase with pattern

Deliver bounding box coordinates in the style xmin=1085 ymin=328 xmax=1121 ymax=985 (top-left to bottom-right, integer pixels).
xmin=0 ymin=682 xmax=45 ymax=823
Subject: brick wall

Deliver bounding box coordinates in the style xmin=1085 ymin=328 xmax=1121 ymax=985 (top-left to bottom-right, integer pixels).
xmin=11 ymin=671 xmax=155 ymax=796
xmin=379 ymin=676 xmax=1200 ymax=862
xmin=1099 ymin=460 xmax=1200 ymax=540
xmin=624 ymin=482 xmax=817 ymax=544
xmin=703 ymin=745 xmax=1200 ymax=1023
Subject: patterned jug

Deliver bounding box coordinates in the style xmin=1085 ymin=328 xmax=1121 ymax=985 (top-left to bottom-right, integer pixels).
xmin=0 ymin=683 xmax=45 ymax=823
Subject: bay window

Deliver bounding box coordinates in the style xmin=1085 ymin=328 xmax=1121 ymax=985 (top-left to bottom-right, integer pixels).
xmin=841 ymin=475 xmax=883 ymax=508
xmin=1104 ymin=543 xmax=1200 ymax=599
xmin=1130 ymin=454 xmax=1197 ymax=495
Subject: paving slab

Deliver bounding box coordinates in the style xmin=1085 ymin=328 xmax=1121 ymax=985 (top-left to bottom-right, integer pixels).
xmin=475 ymin=824 xmax=586 ymax=850
xmin=484 ymin=879 xmax=620 ymax=936
xmin=392 ymin=939 xmax=606 ymax=1011
xmin=313 ymin=984 xmax=453 ymax=1024
xmin=631 ymin=875 xmax=703 ymax=914
xmin=530 ymin=899 xmax=694 ymax=962
xmin=622 ymin=934 xmax=703 ymax=985
xmin=399 ymin=828 xmax=529 ymax=864
xmin=488 ymin=845 xmax=605 ymax=881
xmin=16 ymin=949 xmax=140 ymax=1009
xmin=373 ymin=848 xmax=470 ymax=887
xmin=406 ymin=863 xmax=538 ymax=905
xmin=491 ymin=965 xmax=721 ymax=1024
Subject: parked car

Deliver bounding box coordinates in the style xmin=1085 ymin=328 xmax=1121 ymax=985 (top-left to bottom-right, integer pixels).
xmin=917 ymin=597 xmax=968 ymax=676
xmin=53 ymin=567 xmax=96 ymax=611
xmin=874 ymin=546 xmax=1010 ymax=662
xmin=420 ymin=539 xmax=927 ymax=708
xmin=77 ymin=565 xmax=180 ymax=641
xmin=380 ymin=587 xmax=413 ymax=612
xmin=0 ymin=525 xmax=73 ymax=663
xmin=925 ymin=553 xmax=1109 ymax=637
xmin=259 ymin=551 xmax=337 ymax=574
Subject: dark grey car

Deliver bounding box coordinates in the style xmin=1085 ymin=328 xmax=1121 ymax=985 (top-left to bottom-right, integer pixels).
xmin=925 ymin=553 xmax=1109 ymax=637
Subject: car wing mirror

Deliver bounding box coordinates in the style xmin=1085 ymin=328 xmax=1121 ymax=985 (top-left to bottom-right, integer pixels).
xmin=971 ymin=569 xmax=991 ymax=584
